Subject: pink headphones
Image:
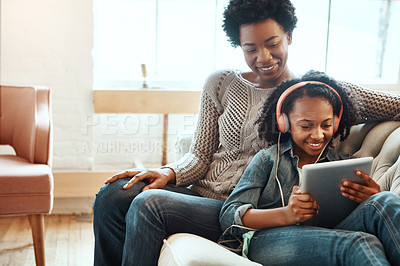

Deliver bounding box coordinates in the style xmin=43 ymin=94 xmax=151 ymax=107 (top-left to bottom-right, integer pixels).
xmin=276 ymin=81 xmax=343 ymax=133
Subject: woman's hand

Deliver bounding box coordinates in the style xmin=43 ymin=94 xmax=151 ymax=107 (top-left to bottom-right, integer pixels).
xmin=285 ymin=186 xmax=319 ymax=224
xmin=340 ymin=170 xmax=381 ymax=203
xmin=104 ymin=168 xmax=176 ymax=191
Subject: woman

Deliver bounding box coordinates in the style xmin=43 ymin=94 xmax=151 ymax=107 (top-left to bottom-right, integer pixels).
xmin=219 ymin=70 xmax=400 ymax=265
xmin=93 ymin=0 xmax=400 ymax=265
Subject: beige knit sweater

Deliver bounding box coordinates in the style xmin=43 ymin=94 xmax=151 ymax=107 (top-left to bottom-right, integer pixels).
xmin=166 ymin=69 xmax=400 ymax=201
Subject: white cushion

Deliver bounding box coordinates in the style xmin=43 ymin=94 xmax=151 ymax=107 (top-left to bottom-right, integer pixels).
xmin=158 ymin=233 xmax=261 ymax=266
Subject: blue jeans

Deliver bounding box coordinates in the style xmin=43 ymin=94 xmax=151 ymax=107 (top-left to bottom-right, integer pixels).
xmin=247 ymin=192 xmax=400 ymax=266
xmin=95 ymin=181 xmax=399 ymax=266
xmin=93 ymin=178 xmax=223 ymax=266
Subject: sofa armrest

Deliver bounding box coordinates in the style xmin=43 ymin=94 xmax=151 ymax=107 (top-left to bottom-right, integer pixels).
xmin=336 ymin=121 xmax=400 ymax=194
xmin=174 ymin=131 xmax=194 ymax=161
xmin=158 ymin=233 xmax=261 ymax=266
xmin=335 ymin=123 xmax=377 ymax=155
xmin=353 ymin=121 xmax=400 ymax=158
xmin=370 ymin=126 xmax=400 ymax=193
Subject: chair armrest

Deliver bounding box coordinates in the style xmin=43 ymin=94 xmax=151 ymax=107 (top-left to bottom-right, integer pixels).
xmin=0 ymin=86 xmax=52 ymax=165
xmin=34 ymin=87 xmax=52 ymax=166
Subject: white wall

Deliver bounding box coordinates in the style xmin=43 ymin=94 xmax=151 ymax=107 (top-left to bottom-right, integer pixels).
xmin=1 ymin=0 xmax=94 ymax=170
xmin=1 ymin=0 xmax=196 ymax=174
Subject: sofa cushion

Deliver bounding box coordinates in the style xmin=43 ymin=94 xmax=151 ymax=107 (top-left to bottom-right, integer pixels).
xmin=158 ymin=233 xmax=261 ymax=266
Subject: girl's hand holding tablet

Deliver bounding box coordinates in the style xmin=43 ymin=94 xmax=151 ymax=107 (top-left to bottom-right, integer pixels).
xmin=285 ymin=186 xmax=319 ymax=224
xmin=340 ymin=171 xmax=381 ymax=203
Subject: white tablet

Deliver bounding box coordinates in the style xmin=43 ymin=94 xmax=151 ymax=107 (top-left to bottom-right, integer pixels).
xmin=300 ymin=156 xmax=373 ymax=228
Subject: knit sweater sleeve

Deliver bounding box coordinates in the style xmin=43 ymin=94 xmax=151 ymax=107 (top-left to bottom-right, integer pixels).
xmin=341 ymin=81 xmax=400 ymax=123
xmin=165 ymin=70 xmax=228 ymax=187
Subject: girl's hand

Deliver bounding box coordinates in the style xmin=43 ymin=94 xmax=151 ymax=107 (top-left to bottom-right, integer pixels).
xmin=285 ymin=186 xmax=319 ymax=224
xmin=104 ymin=168 xmax=176 ymax=191
xmin=340 ymin=170 xmax=381 ymax=203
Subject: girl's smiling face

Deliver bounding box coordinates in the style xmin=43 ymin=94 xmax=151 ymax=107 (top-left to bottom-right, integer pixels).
xmin=288 ymin=96 xmax=334 ymax=166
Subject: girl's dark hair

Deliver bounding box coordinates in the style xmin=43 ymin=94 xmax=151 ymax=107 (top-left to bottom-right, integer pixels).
xmin=222 ymin=0 xmax=298 ymax=47
xmin=257 ymin=70 xmax=357 ymax=144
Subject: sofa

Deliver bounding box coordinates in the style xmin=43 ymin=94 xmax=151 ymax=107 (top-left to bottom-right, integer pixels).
xmin=158 ymin=121 xmax=400 ymax=266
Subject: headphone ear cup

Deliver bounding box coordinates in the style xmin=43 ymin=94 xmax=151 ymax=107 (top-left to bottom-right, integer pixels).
xmin=276 ymin=114 xmax=285 ymax=133
xmin=277 ymin=113 xmax=290 ymax=133
xmin=283 ymin=113 xmax=290 ymax=133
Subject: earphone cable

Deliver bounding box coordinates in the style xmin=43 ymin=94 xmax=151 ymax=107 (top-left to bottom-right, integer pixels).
xmin=275 ymin=132 xmax=285 ymax=207
xmin=314 ymin=141 xmax=330 ymax=164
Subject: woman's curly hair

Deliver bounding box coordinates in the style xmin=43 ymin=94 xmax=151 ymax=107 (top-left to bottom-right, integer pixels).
xmin=222 ymin=0 xmax=298 ymax=47
xmin=257 ymin=70 xmax=357 ymax=144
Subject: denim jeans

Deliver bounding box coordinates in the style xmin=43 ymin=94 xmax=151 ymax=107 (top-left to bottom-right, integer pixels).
xmin=247 ymin=192 xmax=400 ymax=266
xmin=94 ymin=180 xmax=399 ymax=266
xmin=93 ymin=178 xmax=223 ymax=266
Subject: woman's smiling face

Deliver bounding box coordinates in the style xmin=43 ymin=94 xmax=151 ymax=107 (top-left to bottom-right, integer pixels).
xmin=239 ymin=19 xmax=292 ymax=88
xmin=288 ymin=96 xmax=334 ymax=165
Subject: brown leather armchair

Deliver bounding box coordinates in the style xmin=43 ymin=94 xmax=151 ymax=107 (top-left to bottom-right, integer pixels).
xmin=0 ymin=85 xmax=53 ymax=266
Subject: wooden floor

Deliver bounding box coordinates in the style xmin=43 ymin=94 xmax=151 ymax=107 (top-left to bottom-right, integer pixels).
xmin=0 ymin=215 xmax=94 ymax=266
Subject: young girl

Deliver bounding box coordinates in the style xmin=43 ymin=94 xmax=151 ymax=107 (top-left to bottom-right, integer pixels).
xmin=219 ymin=70 xmax=400 ymax=266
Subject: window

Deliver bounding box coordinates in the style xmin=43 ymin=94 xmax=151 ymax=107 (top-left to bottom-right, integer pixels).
xmin=93 ymin=0 xmax=400 ymax=90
